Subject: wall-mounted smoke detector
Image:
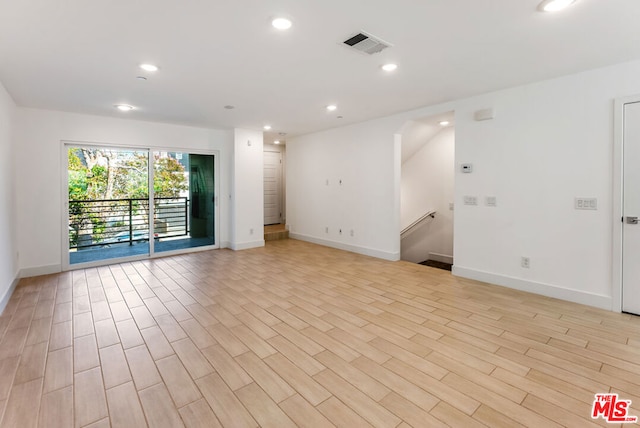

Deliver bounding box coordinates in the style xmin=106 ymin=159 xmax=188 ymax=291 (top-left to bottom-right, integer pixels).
xmin=343 ymin=31 xmax=392 ymax=55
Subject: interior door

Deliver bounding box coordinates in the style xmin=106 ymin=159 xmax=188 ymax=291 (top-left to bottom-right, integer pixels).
xmin=264 ymin=151 xmax=282 ymax=225
xmin=623 ymin=101 xmax=640 ymax=315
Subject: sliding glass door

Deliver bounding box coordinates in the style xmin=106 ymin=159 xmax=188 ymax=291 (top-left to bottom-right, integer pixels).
xmin=68 ymin=147 xmax=150 ymax=264
xmin=66 ymin=144 xmax=217 ymax=267
xmin=153 ymin=152 xmax=215 ymax=253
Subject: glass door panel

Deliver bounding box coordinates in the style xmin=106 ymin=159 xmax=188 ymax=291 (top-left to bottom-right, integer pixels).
xmin=68 ymin=147 xmax=150 ymax=265
xmin=153 ymin=152 xmax=215 ymax=253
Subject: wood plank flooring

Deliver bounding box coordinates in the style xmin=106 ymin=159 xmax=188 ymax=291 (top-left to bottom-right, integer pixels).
xmin=0 ymin=239 xmax=639 ymax=427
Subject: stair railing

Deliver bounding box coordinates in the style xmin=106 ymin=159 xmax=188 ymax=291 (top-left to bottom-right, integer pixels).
xmin=401 ymin=210 xmax=436 ymax=238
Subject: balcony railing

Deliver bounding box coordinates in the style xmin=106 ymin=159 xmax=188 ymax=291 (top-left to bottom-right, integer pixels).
xmin=69 ymin=197 xmax=189 ymax=250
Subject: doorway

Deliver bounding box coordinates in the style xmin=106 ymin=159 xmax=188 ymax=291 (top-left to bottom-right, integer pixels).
xmin=64 ymin=143 xmax=218 ymax=268
xmin=617 ymin=99 xmax=640 ymax=315
xmin=399 ymin=112 xmax=455 ymax=269
xmin=264 ymin=149 xmax=283 ymax=226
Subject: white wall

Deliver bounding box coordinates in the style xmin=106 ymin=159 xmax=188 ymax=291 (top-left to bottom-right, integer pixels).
xmin=0 ymin=81 xmax=18 ymax=311
xmin=287 ymin=60 xmax=640 ymax=310
xmin=287 ymin=118 xmax=401 ymax=260
xmin=14 ymin=108 xmax=233 ymax=275
xmin=448 ymin=62 xmax=640 ymax=309
xmin=231 ymin=129 xmax=264 ymax=250
xmin=401 ymin=126 xmax=455 ymax=263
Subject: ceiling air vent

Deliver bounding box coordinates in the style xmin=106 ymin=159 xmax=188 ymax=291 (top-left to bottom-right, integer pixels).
xmin=343 ymin=31 xmax=391 ymax=55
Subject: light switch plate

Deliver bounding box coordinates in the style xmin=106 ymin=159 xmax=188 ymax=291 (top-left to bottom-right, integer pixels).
xmin=575 ymin=198 xmax=597 ymax=210
xmin=464 ymin=196 xmax=477 ymax=206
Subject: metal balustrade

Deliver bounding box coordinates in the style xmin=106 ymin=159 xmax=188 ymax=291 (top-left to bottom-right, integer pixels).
xmin=68 ymin=197 xmax=189 ymax=249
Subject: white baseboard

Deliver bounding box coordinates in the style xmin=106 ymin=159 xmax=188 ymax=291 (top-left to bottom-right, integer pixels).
xmin=220 ymin=241 xmax=231 ymax=249
xmin=290 ymin=233 xmax=400 ymax=261
xmin=20 ymin=264 xmax=62 ymax=278
xmin=230 ymin=240 xmax=265 ymax=251
xmin=0 ymin=273 xmax=20 ymax=315
xmin=428 ymin=252 xmax=453 ymax=264
xmin=453 ymin=266 xmax=612 ymax=310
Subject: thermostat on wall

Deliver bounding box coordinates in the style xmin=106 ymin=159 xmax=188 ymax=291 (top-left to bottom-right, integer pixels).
xmin=461 ymin=163 xmax=473 ymax=173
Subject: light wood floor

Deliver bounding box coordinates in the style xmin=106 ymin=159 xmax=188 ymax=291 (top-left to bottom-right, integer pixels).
xmin=0 ymin=239 xmax=639 ymax=427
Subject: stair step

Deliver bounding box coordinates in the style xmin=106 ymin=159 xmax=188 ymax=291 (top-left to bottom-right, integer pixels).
xmin=418 ymin=259 xmax=452 ymax=271
xmin=264 ymin=230 xmax=289 ymax=241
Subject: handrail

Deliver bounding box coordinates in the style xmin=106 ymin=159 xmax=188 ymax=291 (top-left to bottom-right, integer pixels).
xmin=401 ymin=210 xmax=436 ymax=237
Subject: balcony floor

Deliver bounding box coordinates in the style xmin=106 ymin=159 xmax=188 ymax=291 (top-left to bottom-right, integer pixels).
xmin=70 ymin=236 xmax=215 ymax=265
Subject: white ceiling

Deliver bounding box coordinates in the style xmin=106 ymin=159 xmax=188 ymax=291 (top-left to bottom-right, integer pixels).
xmin=1 ymin=0 xmax=639 ymax=140
xmin=401 ymin=112 xmax=454 ymax=164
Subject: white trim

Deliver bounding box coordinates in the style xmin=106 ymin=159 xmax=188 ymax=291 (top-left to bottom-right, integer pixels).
xmin=220 ymin=240 xmax=231 ymax=249
xmin=453 ymin=266 xmax=612 ymax=310
xmin=0 ymin=274 xmax=20 ymax=315
xmin=63 ymin=256 xmax=149 ymax=271
xmin=428 ymin=252 xmax=454 ymax=264
xmin=151 ymin=245 xmax=218 ymax=259
xmin=290 ymin=233 xmax=401 ymax=261
xmin=61 ymin=143 xmax=70 ymax=271
xmin=148 ymin=151 xmax=155 ymax=255
xmin=214 ymin=152 xmax=221 ymax=250
xmin=20 ymin=264 xmax=62 ymax=278
xmin=612 ymin=94 xmax=640 ymax=313
xmin=230 ymin=240 xmax=265 ymax=251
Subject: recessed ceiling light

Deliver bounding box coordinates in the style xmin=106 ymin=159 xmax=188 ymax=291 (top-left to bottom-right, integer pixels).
xmin=139 ymin=64 xmax=159 ymax=72
xmin=272 ymin=17 xmax=292 ymax=30
xmin=382 ymin=63 xmax=398 ymax=72
xmin=274 ymin=140 xmax=281 ymax=145
xmin=326 ymin=105 xmax=337 ymax=112
xmin=136 ymin=76 xmax=147 ymax=81
xmin=263 ymin=125 xmax=272 ymax=130
xmin=538 ymin=0 xmax=576 ymax=12
xmin=224 ymin=105 xmax=235 ymax=110
xmin=115 ymin=104 xmax=134 ymax=112
xmin=439 ymin=121 xmax=450 ymax=126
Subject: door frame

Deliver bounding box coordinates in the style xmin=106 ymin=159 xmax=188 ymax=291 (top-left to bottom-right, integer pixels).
xmin=612 ymin=94 xmax=640 ymax=312
xmin=61 ymin=140 xmax=220 ymax=271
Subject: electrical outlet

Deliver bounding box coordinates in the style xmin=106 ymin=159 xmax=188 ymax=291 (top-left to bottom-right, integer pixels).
xmin=339 ymin=229 xmax=342 ymax=235
xmin=449 ymin=203 xmax=454 ymax=211
xmin=350 ymin=229 xmax=354 ymax=237
xmin=485 ymin=196 xmax=497 ymax=207
xmin=325 ymin=227 xmax=329 ymax=234
xmin=249 ymin=228 xmax=254 ymax=235
xmin=521 ymin=256 xmax=530 ymax=269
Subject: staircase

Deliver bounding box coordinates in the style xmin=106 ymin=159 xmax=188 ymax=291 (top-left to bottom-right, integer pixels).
xmin=419 ymin=259 xmax=452 ymax=271
xmin=264 ymin=224 xmax=289 ymax=241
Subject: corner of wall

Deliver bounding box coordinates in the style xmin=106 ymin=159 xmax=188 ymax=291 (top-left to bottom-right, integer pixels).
xmin=20 ymin=264 xmax=62 ymax=278
xmin=0 ymin=273 xmax=20 ymax=315
xmin=230 ymin=240 xmax=265 ymax=251
xmin=230 ymin=128 xmax=264 ymax=250
xmin=290 ymin=233 xmax=400 ymax=261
